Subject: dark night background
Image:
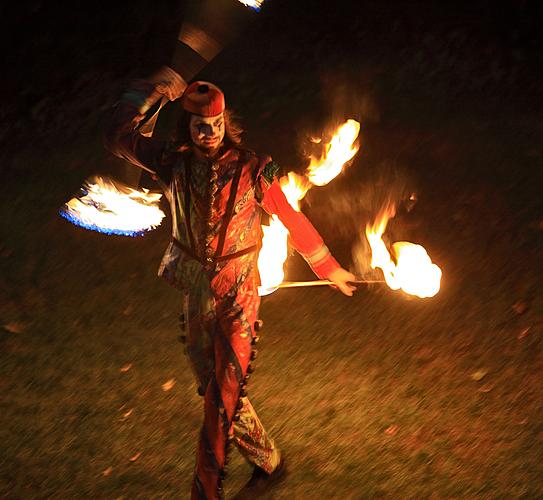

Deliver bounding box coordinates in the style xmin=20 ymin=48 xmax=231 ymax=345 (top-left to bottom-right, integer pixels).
xmin=2 ymin=0 xmax=543 ymax=498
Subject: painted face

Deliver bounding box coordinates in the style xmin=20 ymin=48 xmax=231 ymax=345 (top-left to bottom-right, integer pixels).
xmin=189 ymin=113 xmax=225 ymax=152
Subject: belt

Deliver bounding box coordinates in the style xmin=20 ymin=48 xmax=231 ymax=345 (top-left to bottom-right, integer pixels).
xmin=171 ymin=237 xmax=259 ymax=264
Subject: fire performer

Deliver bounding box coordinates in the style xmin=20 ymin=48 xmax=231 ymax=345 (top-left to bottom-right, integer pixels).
xmin=104 ymin=66 xmax=356 ymax=499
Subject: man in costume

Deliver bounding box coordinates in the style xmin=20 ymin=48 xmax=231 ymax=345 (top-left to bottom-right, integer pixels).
xmin=104 ymin=66 xmax=356 ymax=499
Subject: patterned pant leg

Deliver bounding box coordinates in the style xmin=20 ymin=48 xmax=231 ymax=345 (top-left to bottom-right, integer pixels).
xmin=191 ymin=262 xmax=253 ymax=499
xmin=183 ymin=291 xmax=216 ymax=396
xmin=232 ymin=396 xmax=281 ymax=474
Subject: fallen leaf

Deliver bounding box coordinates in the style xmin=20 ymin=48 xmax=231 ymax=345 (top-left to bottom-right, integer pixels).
xmin=517 ymin=327 xmax=530 ymax=340
xmin=119 ymin=363 xmax=132 ymax=373
xmin=478 ymin=384 xmax=493 ymax=393
xmin=512 ymin=302 xmax=528 ymax=315
xmin=120 ymin=409 xmax=133 ymax=420
xmin=129 ymin=451 xmax=142 ymax=462
xmin=122 ymin=305 xmax=133 ymax=316
xmin=516 ymin=418 xmax=528 ymax=425
xmin=384 ymin=425 xmax=399 ymax=436
xmin=162 ymin=378 xmax=176 ymax=391
xmin=471 ymin=369 xmax=488 ymax=381
xmin=3 ymin=322 xmax=25 ymax=334
xmin=102 ymin=466 xmax=113 ymax=477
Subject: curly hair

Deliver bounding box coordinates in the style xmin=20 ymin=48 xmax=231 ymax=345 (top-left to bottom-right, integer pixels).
xmin=172 ymin=108 xmax=243 ymax=150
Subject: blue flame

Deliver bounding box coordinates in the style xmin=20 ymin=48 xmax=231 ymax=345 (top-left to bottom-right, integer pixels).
xmin=59 ymin=208 xmax=147 ymax=237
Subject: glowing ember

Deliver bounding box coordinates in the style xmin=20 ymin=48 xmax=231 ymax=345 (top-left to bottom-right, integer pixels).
xmin=60 ymin=176 xmax=165 ymax=237
xmin=365 ymin=203 xmax=442 ymax=298
xmin=258 ymin=119 xmax=361 ymax=295
xmin=237 ymin=0 xmax=265 ymax=11
xmin=307 ymin=119 xmax=360 ymax=186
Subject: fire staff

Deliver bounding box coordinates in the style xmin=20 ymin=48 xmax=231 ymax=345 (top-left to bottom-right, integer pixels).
xmin=104 ymin=66 xmax=356 ymax=499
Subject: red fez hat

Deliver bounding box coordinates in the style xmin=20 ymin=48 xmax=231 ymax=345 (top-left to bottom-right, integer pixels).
xmin=181 ymin=81 xmax=225 ymax=117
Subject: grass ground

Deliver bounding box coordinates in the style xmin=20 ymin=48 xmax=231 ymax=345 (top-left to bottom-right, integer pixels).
xmin=2 ymin=1 xmax=542 ymax=498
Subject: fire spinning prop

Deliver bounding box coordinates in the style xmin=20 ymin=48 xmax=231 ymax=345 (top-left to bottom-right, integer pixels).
xmin=258 ymin=119 xmax=361 ymax=295
xmin=364 ymin=202 xmax=442 ymax=298
xmin=60 ymin=176 xmax=165 ymax=237
xmin=238 ymin=0 xmax=264 ymax=10
xmin=60 ymin=0 xmax=266 ymax=237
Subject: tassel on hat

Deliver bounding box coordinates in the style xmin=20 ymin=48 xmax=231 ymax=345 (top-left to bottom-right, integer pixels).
xmin=182 ymin=81 xmax=225 ymax=117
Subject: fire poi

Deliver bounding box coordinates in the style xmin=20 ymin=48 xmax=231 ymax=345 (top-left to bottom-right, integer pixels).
xmin=59 ymin=176 xmax=165 ymax=237
xmin=364 ymin=201 xmax=442 ymax=298
xmin=258 ymin=119 xmax=361 ymax=295
xmin=238 ymin=0 xmax=265 ymax=10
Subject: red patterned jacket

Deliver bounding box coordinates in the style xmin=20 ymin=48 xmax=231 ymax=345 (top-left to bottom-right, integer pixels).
xmin=104 ymin=80 xmax=340 ymax=290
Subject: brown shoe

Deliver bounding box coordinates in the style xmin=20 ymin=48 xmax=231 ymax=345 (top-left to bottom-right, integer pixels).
xmin=234 ymin=457 xmax=287 ymax=499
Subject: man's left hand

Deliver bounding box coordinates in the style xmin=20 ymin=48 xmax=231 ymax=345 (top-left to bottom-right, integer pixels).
xmin=328 ymin=268 xmax=357 ymax=296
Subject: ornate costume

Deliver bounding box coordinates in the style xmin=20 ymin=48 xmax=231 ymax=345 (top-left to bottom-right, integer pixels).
xmin=105 ymin=75 xmax=343 ymax=499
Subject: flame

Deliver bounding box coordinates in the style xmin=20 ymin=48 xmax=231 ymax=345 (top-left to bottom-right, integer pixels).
xmin=257 ymin=173 xmax=310 ymax=295
xmin=237 ymin=0 xmax=265 ymax=11
xmin=258 ymin=120 xmax=361 ymax=295
xmin=307 ymin=119 xmax=360 ymax=186
xmin=365 ymin=203 xmax=442 ymax=298
xmin=279 ymin=172 xmax=311 ymax=211
xmin=257 ymin=215 xmax=289 ymax=295
xmin=60 ymin=176 xmax=165 ymax=237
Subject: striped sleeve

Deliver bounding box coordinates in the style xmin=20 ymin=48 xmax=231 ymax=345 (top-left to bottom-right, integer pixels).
xmin=260 ymin=181 xmax=340 ymax=279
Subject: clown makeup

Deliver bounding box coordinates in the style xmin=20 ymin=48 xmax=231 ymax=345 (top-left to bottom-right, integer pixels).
xmin=190 ymin=113 xmax=225 ymax=153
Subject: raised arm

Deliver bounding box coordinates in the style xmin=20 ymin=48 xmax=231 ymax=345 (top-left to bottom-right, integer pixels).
xmin=103 ymin=66 xmax=186 ymax=175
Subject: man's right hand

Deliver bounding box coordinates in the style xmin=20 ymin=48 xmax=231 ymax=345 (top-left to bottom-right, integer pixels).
xmin=149 ymin=66 xmax=187 ymax=101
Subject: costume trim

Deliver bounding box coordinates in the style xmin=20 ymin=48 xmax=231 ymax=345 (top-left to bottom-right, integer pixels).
xmin=303 ymin=244 xmax=331 ymax=266
xmin=215 ymin=164 xmax=243 ymax=259
xmin=171 ymin=237 xmax=258 ymax=263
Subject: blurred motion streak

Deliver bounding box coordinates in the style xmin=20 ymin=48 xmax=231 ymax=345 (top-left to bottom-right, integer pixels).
xmin=59 ymin=176 xmax=165 ymax=237
xmin=258 ymin=119 xmax=361 ymax=295
xmin=365 ymin=202 xmax=442 ymax=298
xmin=238 ymin=0 xmax=265 ymax=10
xmin=307 ymin=119 xmax=360 ymax=186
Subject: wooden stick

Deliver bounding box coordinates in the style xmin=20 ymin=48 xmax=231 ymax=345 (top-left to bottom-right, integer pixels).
xmin=277 ymin=279 xmax=385 ymax=288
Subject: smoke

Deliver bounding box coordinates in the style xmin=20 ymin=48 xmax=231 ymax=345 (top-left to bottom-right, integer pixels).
xmin=302 ymin=159 xmax=418 ymax=277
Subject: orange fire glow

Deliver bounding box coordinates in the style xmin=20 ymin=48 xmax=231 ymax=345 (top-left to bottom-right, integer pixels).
xmin=60 ymin=176 xmax=165 ymax=237
xmin=365 ymin=203 xmax=442 ymax=298
xmin=258 ymin=120 xmax=361 ymax=295
xmin=307 ymin=119 xmax=360 ymax=186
